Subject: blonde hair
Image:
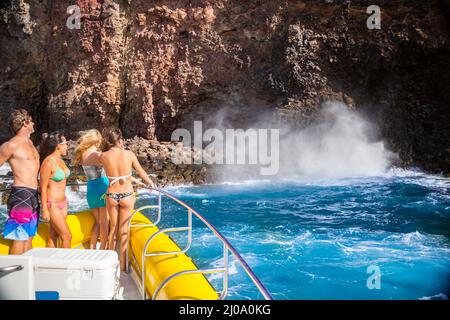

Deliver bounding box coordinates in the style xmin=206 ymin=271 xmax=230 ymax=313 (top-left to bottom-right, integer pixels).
xmin=72 ymin=129 xmax=102 ymax=166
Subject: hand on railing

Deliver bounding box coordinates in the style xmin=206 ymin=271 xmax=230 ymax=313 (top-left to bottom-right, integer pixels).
xmin=146 ymin=181 xmax=156 ymax=189
xmin=131 ymin=177 xmax=155 ymax=190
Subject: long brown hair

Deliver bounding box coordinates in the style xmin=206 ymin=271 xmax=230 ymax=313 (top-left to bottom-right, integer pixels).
xmin=101 ymin=126 xmax=123 ymax=151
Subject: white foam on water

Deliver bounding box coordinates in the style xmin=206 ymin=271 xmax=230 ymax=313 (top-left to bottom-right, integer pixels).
xmin=0 ymin=163 xmax=12 ymax=184
xmin=260 ymin=233 xmax=295 ymax=246
xmin=330 ymin=230 xmax=450 ymax=262
xmin=383 ymin=167 xmax=450 ymax=190
xmin=197 ymin=232 xmax=219 ymax=247
xmin=207 ymin=256 xmax=239 ymax=282
xmin=225 ymin=282 xmax=255 ymax=300
xmin=215 ymin=179 xmax=273 ymax=186
xmin=419 ymin=293 xmax=448 ymax=300
xmin=164 ymin=186 xmax=208 ymax=198
xmin=66 ymin=185 xmax=89 ymax=213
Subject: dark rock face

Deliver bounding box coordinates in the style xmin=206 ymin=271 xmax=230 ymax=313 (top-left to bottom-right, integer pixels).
xmin=1 ymin=0 xmax=449 ymax=178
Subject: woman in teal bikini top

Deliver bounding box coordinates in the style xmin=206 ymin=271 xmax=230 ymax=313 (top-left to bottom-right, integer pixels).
xmin=50 ymin=157 xmax=70 ymax=182
xmin=39 ymin=131 xmax=72 ymax=249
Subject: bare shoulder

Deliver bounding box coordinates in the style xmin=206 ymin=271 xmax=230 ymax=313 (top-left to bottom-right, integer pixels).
xmin=99 ymin=149 xmax=109 ymax=159
xmin=41 ymin=157 xmax=53 ymax=169
xmin=1 ymin=138 xmax=17 ymax=149
xmin=127 ymin=149 xmax=137 ymax=160
xmin=99 ymin=149 xmax=113 ymax=164
xmin=0 ymin=139 xmax=16 ymax=155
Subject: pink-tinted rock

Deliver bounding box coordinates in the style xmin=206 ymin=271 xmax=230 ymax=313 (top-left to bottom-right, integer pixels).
xmin=0 ymin=0 xmax=449 ymax=176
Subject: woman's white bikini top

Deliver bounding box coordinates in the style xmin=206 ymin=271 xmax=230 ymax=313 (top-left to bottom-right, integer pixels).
xmin=107 ymin=173 xmax=132 ymax=186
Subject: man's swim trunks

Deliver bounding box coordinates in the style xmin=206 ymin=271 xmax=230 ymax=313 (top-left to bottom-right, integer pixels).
xmin=3 ymin=186 xmax=40 ymax=241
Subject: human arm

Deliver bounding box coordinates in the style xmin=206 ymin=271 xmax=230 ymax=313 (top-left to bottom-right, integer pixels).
xmin=131 ymin=176 xmax=147 ymax=188
xmin=0 ymin=141 xmax=14 ymax=168
xmin=39 ymin=160 xmax=53 ymax=221
xmin=131 ymin=152 xmax=155 ymax=188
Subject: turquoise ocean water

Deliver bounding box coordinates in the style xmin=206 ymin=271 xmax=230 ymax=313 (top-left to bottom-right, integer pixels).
xmin=1 ymin=167 xmax=448 ymax=300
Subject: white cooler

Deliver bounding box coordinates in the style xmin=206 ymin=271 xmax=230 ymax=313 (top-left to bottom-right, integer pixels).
xmin=23 ymin=248 xmax=120 ymax=300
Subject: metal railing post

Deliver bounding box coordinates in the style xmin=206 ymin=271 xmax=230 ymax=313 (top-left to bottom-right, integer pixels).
xmin=219 ymin=245 xmax=229 ymax=299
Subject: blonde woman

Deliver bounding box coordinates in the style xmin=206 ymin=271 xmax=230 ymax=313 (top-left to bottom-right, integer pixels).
xmin=73 ymin=130 xmax=109 ymax=250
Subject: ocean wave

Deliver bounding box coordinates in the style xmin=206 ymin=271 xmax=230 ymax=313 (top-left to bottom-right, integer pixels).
xmin=260 ymin=234 xmax=295 ymax=246
xmin=224 ymin=282 xmax=255 ymax=300
xmin=418 ymin=293 xmax=448 ymax=300
xmin=205 ymin=167 xmax=450 ymax=189
xmin=0 ymin=164 xmax=449 ymax=300
xmin=65 ymin=186 xmax=89 ymax=213
xmin=382 ymin=231 xmax=450 ymax=252
xmin=215 ymin=179 xmax=273 ymax=186
xmin=163 ymin=186 xmax=208 ymax=198
xmin=207 ymin=257 xmax=239 ymax=282
xmin=384 ymin=168 xmax=450 ymax=189
xmin=197 ymin=232 xmax=220 ymax=246
xmin=328 ymin=230 xmax=450 ymax=260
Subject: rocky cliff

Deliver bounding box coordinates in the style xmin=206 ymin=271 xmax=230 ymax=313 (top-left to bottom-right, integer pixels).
xmin=1 ymin=0 xmax=449 ymax=179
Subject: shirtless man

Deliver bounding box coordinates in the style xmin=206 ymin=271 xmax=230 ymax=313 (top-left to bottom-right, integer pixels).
xmin=0 ymin=109 xmax=40 ymax=254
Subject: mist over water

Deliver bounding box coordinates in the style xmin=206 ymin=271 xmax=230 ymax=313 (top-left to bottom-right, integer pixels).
xmin=214 ymin=101 xmax=396 ymax=182
xmin=278 ymin=102 xmax=396 ymax=180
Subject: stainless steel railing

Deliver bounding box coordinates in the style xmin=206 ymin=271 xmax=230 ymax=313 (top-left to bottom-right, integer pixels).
xmin=128 ymin=187 xmax=273 ymax=300
xmin=126 ymin=190 xmax=230 ymax=300
xmin=0 ymin=265 xmax=23 ymax=279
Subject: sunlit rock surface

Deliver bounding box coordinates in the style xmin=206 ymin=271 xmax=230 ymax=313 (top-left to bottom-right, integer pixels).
xmin=0 ymin=0 xmax=449 ymax=183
